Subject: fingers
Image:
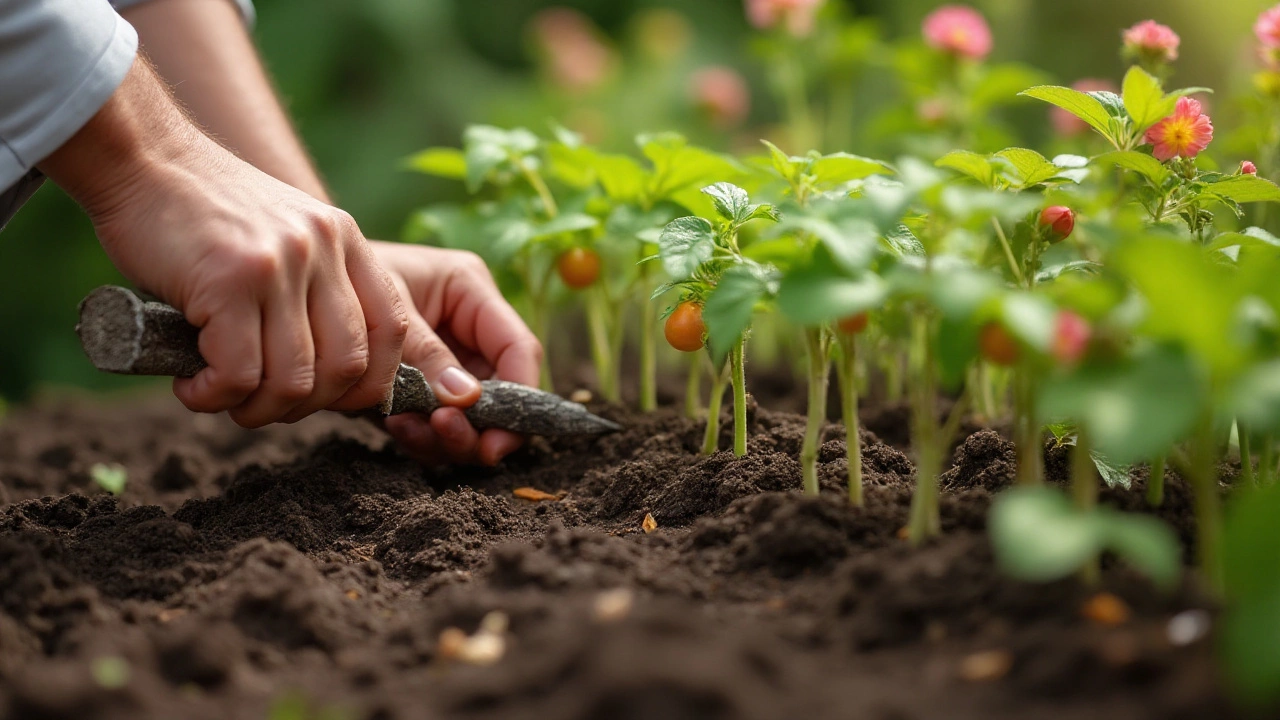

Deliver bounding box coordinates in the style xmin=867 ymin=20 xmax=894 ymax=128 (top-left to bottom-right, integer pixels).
xmin=383 ymin=413 xmax=520 ymax=467
xmin=279 ymin=272 xmax=368 ymax=423
xmin=172 ymin=294 xmax=263 ymax=413
xmin=401 ymin=307 xmax=482 ymax=408
xmin=433 ymin=254 xmax=543 ymax=388
xmin=228 ymin=275 xmax=316 ymax=428
xmin=329 ymin=222 xmax=408 ymax=412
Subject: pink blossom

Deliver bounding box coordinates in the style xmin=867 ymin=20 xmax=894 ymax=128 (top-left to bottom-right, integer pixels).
xmin=744 ymin=0 xmax=825 ymax=38
xmin=690 ymin=67 xmax=751 ymax=129
xmin=1145 ymin=97 xmax=1214 ymax=162
xmin=1257 ymin=6 xmax=1280 ymax=47
xmin=922 ymin=5 xmax=993 ymax=60
xmin=1052 ymin=78 xmax=1118 ymax=137
xmin=1052 ymin=311 xmax=1092 ymax=366
xmin=1242 ymin=161 xmax=1259 ymax=175
xmin=1123 ymin=20 xmax=1180 ymax=64
xmin=530 ymin=8 xmax=614 ymax=93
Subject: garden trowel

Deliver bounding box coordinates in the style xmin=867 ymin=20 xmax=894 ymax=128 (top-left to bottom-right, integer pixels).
xmin=75 ymin=285 xmax=621 ymax=437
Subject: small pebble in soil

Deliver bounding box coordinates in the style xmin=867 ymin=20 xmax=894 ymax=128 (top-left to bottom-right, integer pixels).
xmin=958 ymin=650 xmax=1013 ymax=682
xmin=1080 ymin=592 xmax=1131 ymax=627
xmin=1167 ymin=609 xmax=1212 ymax=647
xmin=513 ymin=486 xmax=560 ymax=502
xmin=437 ymin=612 xmax=509 ymax=666
xmin=570 ymin=389 xmax=593 ymax=404
xmin=642 ymin=513 xmax=658 ymax=533
xmin=592 ymin=588 xmax=635 ymax=623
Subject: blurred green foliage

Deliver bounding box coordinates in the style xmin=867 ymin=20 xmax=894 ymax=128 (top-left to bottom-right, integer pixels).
xmin=0 ymin=0 xmax=1273 ymax=399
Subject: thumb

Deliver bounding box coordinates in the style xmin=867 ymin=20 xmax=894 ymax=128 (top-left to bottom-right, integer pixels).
xmin=402 ymin=312 xmax=482 ymax=408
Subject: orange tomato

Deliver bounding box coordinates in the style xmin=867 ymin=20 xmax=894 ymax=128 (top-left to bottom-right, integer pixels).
xmin=837 ymin=312 xmax=869 ymax=334
xmin=979 ymin=322 xmax=1019 ymax=366
xmin=557 ymin=247 xmax=601 ymax=289
xmin=664 ymin=302 xmax=706 ymax=352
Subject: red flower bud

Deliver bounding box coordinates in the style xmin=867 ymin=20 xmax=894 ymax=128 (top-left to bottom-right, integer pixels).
xmin=1052 ymin=310 xmax=1091 ymax=366
xmin=979 ymin=323 xmax=1019 ymax=366
xmin=1242 ymin=160 xmax=1259 ymax=175
xmin=1038 ymin=206 xmax=1075 ymax=242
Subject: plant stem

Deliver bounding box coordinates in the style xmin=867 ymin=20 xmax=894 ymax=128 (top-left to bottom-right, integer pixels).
xmin=529 ymin=293 xmax=553 ymax=392
xmin=1071 ymin=430 xmax=1100 ymax=585
xmin=730 ymin=339 xmax=748 ymax=457
xmin=519 ymin=161 xmax=559 ymax=218
xmin=1261 ymin=436 xmax=1275 ymax=487
xmin=1188 ymin=412 xmax=1225 ymax=596
xmin=800 ymin=328 xmax=830 ymax=496
xmin=639 ymin=295 xmax=657 ymax=412
xmin=585 ymin=287 xmax=618 ymax=402
xmin=907 ymin=313 xmax=941 ymax=544
xmin=1239 ymin=420 xmax=1256 ymax=486
xmin=837 ymin=333 xmax=863 ymax=506
xmin=702 ymin=361 xmax=728 ymax=455
xmin=1013 ymin=366 xmax=1043 ymax=485
xmin=991 ymin=218 xmax=1026 ymax=285
xmin=1147 ymin=454 xmax=1166 ymax=507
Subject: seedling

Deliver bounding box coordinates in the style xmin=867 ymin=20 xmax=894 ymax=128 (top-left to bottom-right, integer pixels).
xmin=90 ymin=462 xmax=127 ymax=497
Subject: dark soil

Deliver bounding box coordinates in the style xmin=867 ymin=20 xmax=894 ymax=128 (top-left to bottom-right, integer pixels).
xmin=0 ymin=392 xmax=1243 ymax=719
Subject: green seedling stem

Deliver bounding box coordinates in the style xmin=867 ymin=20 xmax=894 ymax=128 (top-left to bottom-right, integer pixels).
xmin=586 ymin=286 xmax=619 ymax=403
xmin=1147 ymin=454 xmax=1166 ymax=507
xmin=800 ymin=327 xmax=831 ymax=495
xmin=1179 ymin=412 xmax=1225 ymax=595
xmin=837 ymin=332 xmax=864 ymax=506
xmin=1072 ymin=430 xmax=1100 ymax=585
xmin=1261 ymin=436 xmax=1275 ymax=487
xmin=639 ymin=267 xmax=658 ymax=412
xmin=702 ymin=360 xmax=729 ymax=455
xmin=1013 ymin=365 xmax=1043 ymax=485
xmin=1239 ymin=420 xmax=1257 ymax=486
xmin=730 ymin=338 xmax=748 ymax=457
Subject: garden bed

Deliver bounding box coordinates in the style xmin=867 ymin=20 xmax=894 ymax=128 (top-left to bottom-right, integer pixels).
xmin=0 ymin=391 xmax=1236 ymax=720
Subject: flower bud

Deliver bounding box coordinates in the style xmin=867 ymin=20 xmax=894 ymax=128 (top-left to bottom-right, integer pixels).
xmin=1257 ymin=6 xmax=1280 ymax=49
xmin=1038 ymin=206 xmax=1075 ymax=243
xmin=922 ymin=5 xmax=993 ymax=61
xmin=1122 ymin=20 xmax=1180 ymax=66
xmin=1052 ymin=311 xmax=1092 ymax=366
xmin=1242 ymin=160 xmax=1259 ymax=175
xmin=744 ymin=0 xmax=825 ymax=38
xmin=690 ymin=66 xmax=751 ymax=129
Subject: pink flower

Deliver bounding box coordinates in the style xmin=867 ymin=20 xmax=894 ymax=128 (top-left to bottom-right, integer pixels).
xmin=744 ymin=0 xmax=825 ymax=38
xmin=1123 ymin=20 xmax=1180 ymax=65
xmin=530 ymin=8 xmax=614 ymax=93
xmin=922 ymin=5 xmax=993 ymax=60
xmin=1242 ymin=161 xmax=1259 ymax=175
xmin=1052 ymin=311 xmax=1092 ymax=366
xmin=1145 ymin=96 xmax=1214 ymax=161
xmin=690 ymin=67 xmax=751 ymax=129
xmin=1257 ymin=6 xmax=1280 ymax=47
xmin=1052 ymin=78 xmax=1118 ymax=137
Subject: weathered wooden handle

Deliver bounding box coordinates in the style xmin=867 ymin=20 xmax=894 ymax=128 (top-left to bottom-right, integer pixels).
xmin=76 ymin=286 xmax=621 ymax=437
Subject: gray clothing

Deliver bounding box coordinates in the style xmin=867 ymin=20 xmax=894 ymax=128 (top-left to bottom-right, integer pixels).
xmin=0 ymin=0 xmax=255 ymax=229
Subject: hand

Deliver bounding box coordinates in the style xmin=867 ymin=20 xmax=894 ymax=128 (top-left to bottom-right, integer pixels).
xmin=369 ymin=241 xmax=543 ymax=466
xmin=40 ymin=59 xmax=409 ymax=428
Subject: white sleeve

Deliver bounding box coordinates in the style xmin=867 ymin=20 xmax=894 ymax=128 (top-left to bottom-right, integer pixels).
xmin=110 ymin=0 xmax=256 ymax=27
xmin=0 ymin=0 xmax=138 ymax=191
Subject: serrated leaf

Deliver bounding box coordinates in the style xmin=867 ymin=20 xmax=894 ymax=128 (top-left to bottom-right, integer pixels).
xmin=704 ymin=265 xmax=772 ymax=363
xmin=1208 ymin=175 xmax=1280 ymax=204
xmin=1020 ymin=86 xmax=1114 ymax=139
xmin=882 ymin=224 xmax=925 ymax=257
xmin=639 ymin=133 xmax=741 ymax=199
xmin=811 ymin=153 xmax=894 ymax=185
xmin=1095 ymin=151 xmax=1171 ymax=185
xmin=1036 ymin=260 xmax=1101 ymax=283
xmin=936 ymin=151 xmax=996 ymax=187
xmin=702 ymin=182 xmax=753 ymax=222
xmin=1089 ymin=90 xmax=1128 ymax=119
xmin=403 ymin=148 xmax=468 ymax=179
xmin=658 ymin=217 xmax=716 ymax=279
xmin=1122 ymin=66 xmax=1169 ymax=132
xmin=995 ymin=147 xmax=1062 ymax=187
xmin=1090 ymin=450 xmax=1132 ymax=490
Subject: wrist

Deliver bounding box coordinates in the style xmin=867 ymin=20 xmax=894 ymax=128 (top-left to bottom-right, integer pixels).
xmin=37 ymin=56 xmax=205 ymax=222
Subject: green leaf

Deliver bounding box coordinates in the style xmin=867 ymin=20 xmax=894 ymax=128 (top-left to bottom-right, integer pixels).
xmin=1121 ymin=66 xmax=1169 ymax=132
xmin=1090 ymin=450 xmax=1132 ymax=490
xmin=1207 ymin=175 xmax=1280 ymax=204
xmin=761 ymin=139 xmax=804 ymax=183
xmin=1020 ymin=85 xmax=1114 ymax=139
xmin=1038 ymin=347 xmax=1202 ymax=464
xmin=779 ymin=215 xmax=879 ymax=274
xmin=703 ymin=182 xmax=751 ymax=222
xmin=989 ymin=487 xmax=1105 ymax=582
xmin=704 ymin=265 xmax=773 ymax=363
xmin=776 ymin=260 xmax=888 ymax=326
xmin=1209 ymin=227 xmax=1280 ymax=253
xmin=882 ymin=224 xmax=925 ymax=256
xmin=591 ymin=153 xmax=649 ymax=202
xmin=1000 ymin=292 xmax=1058 ymax=352
xmin=1095 ymin=151 xmax=1171 ymax=185
xmin=995 ymin=148 xmax=1061 ymax=187
xmin=1096 ymin=509 xmax=1181 ymax=590
xmin=658 ymin=217 xmax=715 ymax=280
xmin=936 ymin=151 xmax=995 ymax=187
xmin=639 ymin=133 xmax=741 ymax=199
xmin=91 ymin=463 xmax=127 ymax=496
xmin=810 ymin=153 xmax=894 ymax=185
xmin=531 ymin=213 xmax=599 ymax=240
xmin=1227 ymin=360 xmax=1280 ymax=433
xmin=463 ymin=141 xmax=507 ymax=193
xmin=403 ymin=148 xmax=467 ymax=179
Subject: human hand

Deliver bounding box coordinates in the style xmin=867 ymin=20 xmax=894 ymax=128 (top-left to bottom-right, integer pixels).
xmin=369 ymin=241 xmax=543 ymax=466
xmin=40 ymin=60 xmax=409 ymax=428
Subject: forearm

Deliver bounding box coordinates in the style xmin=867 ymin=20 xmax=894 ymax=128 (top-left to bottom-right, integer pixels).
xmin=120 ymin=0 xmax=330 ymax=202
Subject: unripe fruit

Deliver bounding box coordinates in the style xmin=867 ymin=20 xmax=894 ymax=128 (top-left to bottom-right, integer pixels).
xmin=1242 ymin=161 xmax=1259 ymax=175
xmin=837 ymin=312 xmax=869 ymax=334
xmin=979 ymin=322 xmax=1019 ymax=366
xmin=665 ymin=302 xmax=706 ymax=352
xmin=556 ymin=247 xmax=601 ymax=289
xmin=1038 ymin=206 xmax=1075 ymax=243
xmin=1052 ymin=310 xmax=1091 ymax=365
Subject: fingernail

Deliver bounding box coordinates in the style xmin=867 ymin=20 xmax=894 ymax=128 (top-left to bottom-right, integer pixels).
xmin=438 ymin=367 xmax=480 ymax=398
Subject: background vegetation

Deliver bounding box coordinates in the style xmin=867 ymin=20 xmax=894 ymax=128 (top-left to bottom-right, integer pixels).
xmin=0 ymin=0 xmax=1272 ymax=400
